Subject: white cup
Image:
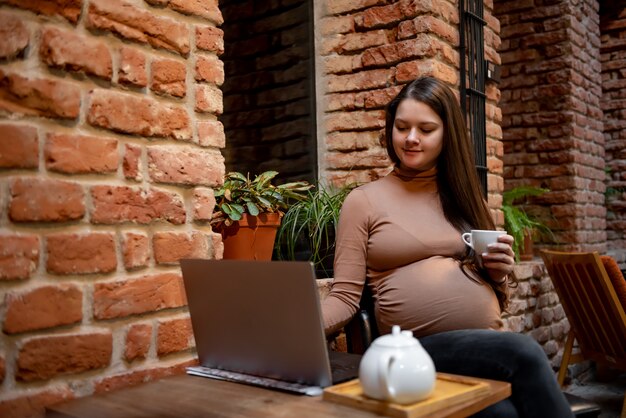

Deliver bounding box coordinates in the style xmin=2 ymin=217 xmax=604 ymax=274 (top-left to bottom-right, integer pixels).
xmin=461 ymin=230 xmax=506 ymax=266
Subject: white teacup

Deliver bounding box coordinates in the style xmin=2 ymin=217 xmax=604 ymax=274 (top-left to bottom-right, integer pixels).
xmin=461 ymin=230 xmax=506 ymax=266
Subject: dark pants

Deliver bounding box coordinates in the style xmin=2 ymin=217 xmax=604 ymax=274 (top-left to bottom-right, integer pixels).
xmin=419 ymin=329 xmax=574 ymax=418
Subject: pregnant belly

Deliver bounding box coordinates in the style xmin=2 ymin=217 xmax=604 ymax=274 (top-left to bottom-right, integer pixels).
xmin=374 ymin=256 xmax=503 ymax=337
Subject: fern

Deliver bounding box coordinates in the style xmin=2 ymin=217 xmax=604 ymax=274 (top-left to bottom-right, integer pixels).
xmin=502 ymin=186 xmax=552 ymax=262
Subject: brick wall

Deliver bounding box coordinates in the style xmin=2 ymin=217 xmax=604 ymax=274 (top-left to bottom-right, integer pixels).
xmin=502 ymin=262 xmax=569 ymax=368
xmin=496 ymin=0 xmax=606 ymax=253
xmin=601 ymin=2 xmax=626 ymax=268
xmin=220 ymin=0 xmax=316 ymax=183
xmin=0 ymin=1 xmax=224 ymax=416
xmin=315 ymin=0 xmax=505 ymax=220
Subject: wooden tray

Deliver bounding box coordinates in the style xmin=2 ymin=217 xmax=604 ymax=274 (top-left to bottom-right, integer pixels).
xmin=323 ymin=373 xmax=490 ymax=418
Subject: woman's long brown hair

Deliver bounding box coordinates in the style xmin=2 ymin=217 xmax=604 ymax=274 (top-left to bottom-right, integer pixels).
xmin=384 ymin=77 xmax=510 ymax=311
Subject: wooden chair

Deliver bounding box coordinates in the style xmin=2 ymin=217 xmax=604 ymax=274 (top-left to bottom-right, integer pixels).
xmin=541 ymin=250 xmax=626 ymax=418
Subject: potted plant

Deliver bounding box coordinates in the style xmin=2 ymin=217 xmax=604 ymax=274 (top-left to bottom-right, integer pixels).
xmin=275 ymin=183 xmax=354 ymax=278
xmin=211 ymin=171 xmax=312 ymax=260
xmin=502 ymin=186 xmax=553 ymax=262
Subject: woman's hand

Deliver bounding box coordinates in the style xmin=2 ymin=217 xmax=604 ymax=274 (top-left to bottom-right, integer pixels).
xmin=481 ymin=234 xmax=515 ymax=283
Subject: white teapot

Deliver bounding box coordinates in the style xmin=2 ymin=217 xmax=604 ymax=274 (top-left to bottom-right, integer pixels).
xmin=359 ymin=325 xmax=436 ymax=404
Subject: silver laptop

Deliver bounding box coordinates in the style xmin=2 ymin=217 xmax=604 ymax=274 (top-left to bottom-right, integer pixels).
xmin=180 ymin=259 xmax=360 ymax=396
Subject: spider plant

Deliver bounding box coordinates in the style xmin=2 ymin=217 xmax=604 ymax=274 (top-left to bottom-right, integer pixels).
xmin=275 ymin=183 xmax=354 ymax=277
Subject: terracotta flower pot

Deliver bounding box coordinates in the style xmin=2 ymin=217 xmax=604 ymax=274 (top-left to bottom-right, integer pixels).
xmin=220 ymin=213 xmax=282 ymax=260
xmin=519 ymin=229 xmax=534 ymax=261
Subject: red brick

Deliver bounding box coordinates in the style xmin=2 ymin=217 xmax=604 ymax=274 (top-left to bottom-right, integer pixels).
xmin=88 ymin=89 xmax=192 ymax=139
xmin=325 ymin=110 xmax=385 ymax=132
xmin=361 ymin=85 xmax=403 ymax=109
xmin=396 ymin=59 xmax=458 ymax=85
xmin=324 ymin=54 xmax=363 ymax=74
xmin=326 ymin=131 xmax=381 ymax=152
xmin=0 ymin=234 xmax=39 ymax=280
xmin=122 ymin=232 xmax=150 ymax=270
xmin=153 ymin=231 xmax=210 ymax=264
xmin=45 ymin=133 xmax=118 ymax=174
xmin=195 ymin=54 xmax=224 ymax=86
xmin=118 ymin=46 xmax=147 ymax=87
xmin=326 ymin=149 xmax=390 ymax=169
xmin=195 ymin=84 xmax=223 ymax=114
xmin=3 ymin=284 xmax=82 ymax=334
xmin=168 ymin=0 xmax=223 ymax=25
xmin=157 ymin=316 xmax=194 ymax=356
xmin=125 ymin=323 xmax=151 ymax=361
xmin=147 ymin=145 xmax=224 ymax=186
xmin=0 ymin=123 xmax=38 ymax=169
xmin=358 ymin=0 xmax=433 ymax=29
xmin=47 ymin=233 xmax=116 ymax=274
xmin=192 ymin=187 xmax=215 ymax=221
xmin=398 ymin=15 xmax=459 ymax=44
xmin=0 ymin=12 xmax=29 ymax=59
xmin=196 ymin=120 xmax=225 ymax=148
xmin=94 ymin=360 xmax=195 ymax=393
xmin=3 ymin=0 xmax=82 ymax=23
xmin=40 ymin=26 xmax=112 ymax=79
xmin=327 ymin=69 xmax=392 ymax=93
xmin=17 ymin=332 xmax=112 ymax=381
xmin=123 ymin=144 xmax=142 ymax=181
xmin=321 ymin=30 xmax=387 ymax=55
xmin=320 ymin=15 xmax=354 ymax=36
xmin=195 ymin=25 xmax=224 ymax=55
xmin=0 ymin=70 xmax=80 ymax=119
xmin=9 ymin=178 xmax=85 ymax=222
xmin=90 ymin=185 xmax=186 ymax=225
xmin=355 ymin=2 xmax=402 ymax=29
xmin=151 ymin=58 xmax=186 ymax=98
xmin=362 ymin=36 xmax=436 ymax=68
xmin=93 ymin=273 xmax=187 ymax=319
xmin=87 ymin=0 xmax=189 ymax=55
xmin=0 ymin=386 xmax=74 ymax=418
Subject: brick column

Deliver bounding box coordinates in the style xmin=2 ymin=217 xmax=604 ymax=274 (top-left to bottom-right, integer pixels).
xmin=496 ymin=0 xmax=605 ymax=252
xmin=601 ymin=3 xmax=626 ymax=267
xmin=0 ymin=1 xmax=224 ymax=415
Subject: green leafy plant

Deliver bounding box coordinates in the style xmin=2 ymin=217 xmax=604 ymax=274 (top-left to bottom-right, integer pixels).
xmin=502 ymin=186 xmax=553 ymax=262
xmin=275 ymin=183 xmax=354 ymax=277
xmin=211 ymin=171 xmax=313 ymax=227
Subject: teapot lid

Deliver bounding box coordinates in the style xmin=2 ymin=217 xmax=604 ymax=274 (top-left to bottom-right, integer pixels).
xmin=372 ymin=325 xmax=418 ymax=348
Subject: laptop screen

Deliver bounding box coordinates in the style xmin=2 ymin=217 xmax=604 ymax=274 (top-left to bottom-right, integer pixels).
xmin=180 ymin=259 xmax=333 ymax=388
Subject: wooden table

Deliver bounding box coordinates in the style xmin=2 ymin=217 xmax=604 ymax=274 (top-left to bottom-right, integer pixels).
xmin=46 ymin=374 xmax=511 ymax=418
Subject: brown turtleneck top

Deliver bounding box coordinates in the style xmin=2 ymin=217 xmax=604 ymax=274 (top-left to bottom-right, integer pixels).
xmin=321 ymin=166 xmax=503 ymax=337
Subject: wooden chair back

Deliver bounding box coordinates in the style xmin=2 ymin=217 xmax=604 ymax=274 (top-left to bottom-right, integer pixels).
xmin=541 ymin=250 xmax=626 ymax=371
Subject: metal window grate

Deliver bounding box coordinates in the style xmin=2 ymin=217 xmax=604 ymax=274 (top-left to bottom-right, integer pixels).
xmin=459 ymin=0 xmax=487 ymax=197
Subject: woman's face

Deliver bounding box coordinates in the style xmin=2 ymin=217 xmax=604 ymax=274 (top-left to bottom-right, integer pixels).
xmin=392 ymin=98 xmax=444 ymax=173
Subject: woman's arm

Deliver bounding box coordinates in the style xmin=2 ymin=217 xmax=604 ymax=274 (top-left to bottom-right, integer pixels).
xmin=321 ymin=189 xmax=371 ymax=336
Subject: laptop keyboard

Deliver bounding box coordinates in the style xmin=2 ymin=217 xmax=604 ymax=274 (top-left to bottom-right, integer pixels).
xmin=187 ymin=366 xmax=324 ymax=396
